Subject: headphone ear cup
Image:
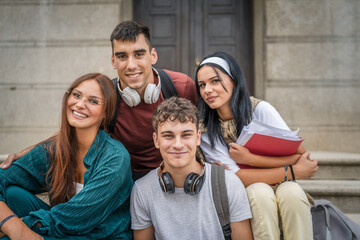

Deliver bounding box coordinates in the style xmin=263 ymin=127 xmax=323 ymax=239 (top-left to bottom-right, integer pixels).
xmin=159 ymin=172 xmax=175 ymax=194
xmin=152 ymin=86 xmax=161 ymax=103
xmin=193 ymin=174 xmax=205 ymax=195
xmin=144 ymin=83 xmax=156 ymax=104
xmin=184 ymin=173 xmax=200 ymax=195
xmin=120 ymin=87 xmax=141 ymax=107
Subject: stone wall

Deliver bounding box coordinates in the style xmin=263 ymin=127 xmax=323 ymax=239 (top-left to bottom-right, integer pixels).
xmin=1 ymin=0 xmax=359 ymax=154
xmin=255 ymin=0 xmax=360 ymax=153
xmin=0 ymin=0 xmax=132 ymax=153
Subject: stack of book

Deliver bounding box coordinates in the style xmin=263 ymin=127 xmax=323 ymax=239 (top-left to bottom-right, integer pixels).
xmin=236 ymin=119 xmax=303 ymax=157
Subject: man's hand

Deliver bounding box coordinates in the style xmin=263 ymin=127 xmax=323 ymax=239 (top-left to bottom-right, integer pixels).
xmin=293 ymin=152 xmax=318 ymax=179
xmin=1 ymin=146 xmax=34 ymax=169
xmin=1 ymin=153 xmax=21 ymax=169
xmin=212 ymin=161 xmax=230 ymax=170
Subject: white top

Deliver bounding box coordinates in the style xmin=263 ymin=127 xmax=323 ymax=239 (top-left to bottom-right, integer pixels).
xmin=130 ymin=163 xmax=252 ymax=240
xmin=75 ymin=182 xmax=84 ymax=194
xmin=200 ymin=101 xmax=290 ymax=173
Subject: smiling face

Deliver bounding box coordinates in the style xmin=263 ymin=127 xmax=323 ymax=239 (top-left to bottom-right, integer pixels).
xmin=66 ymin=80 xmax=105 ymax=133
xmin=111 ymin=33 xmax=158 ymax=97
xmin=153 ymin=120 xmax=201 ymax=172
xmin=197 ymin=65 xmax=234 ymax=116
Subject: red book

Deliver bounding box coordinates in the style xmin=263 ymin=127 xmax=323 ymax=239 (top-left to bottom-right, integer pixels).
xmin=235 ymin=120 xmax=303 ymax=169
xmin=241 ymin=133 xmax=303 ymax=157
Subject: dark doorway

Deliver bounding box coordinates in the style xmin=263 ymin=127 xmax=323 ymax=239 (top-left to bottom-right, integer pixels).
xmin=133 ymin=0 xmax=254 ymax=94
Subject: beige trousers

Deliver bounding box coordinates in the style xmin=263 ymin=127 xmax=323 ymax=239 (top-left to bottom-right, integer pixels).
xmin=246 ymin=182 xmax=313 ymax=240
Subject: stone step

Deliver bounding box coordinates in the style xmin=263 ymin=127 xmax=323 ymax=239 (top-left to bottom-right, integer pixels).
xmin=347 ymin=213 xmax=360 ymax=227
xmin=298 ymin=179 xmax=360 ymax=213
xmin=2 ymin=154 xmax=360 ymax=225
xmin=310 ymin=151 xmax=360 ymax=180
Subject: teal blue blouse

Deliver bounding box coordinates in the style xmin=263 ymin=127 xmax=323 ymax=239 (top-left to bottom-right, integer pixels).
xmin=0 ymin=129 xmax=133 ymax=239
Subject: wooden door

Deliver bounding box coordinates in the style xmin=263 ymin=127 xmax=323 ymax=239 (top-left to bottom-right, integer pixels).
xmin=133 ymin=0 xmax=253 ymax=93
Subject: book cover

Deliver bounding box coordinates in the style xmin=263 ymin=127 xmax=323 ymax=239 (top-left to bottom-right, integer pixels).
xmin=241 ymin=133 xmax=303 ymax=157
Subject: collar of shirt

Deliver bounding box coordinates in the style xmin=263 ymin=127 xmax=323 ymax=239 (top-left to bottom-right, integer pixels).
xmin=83 ymin=129 xmax=106 ymax=168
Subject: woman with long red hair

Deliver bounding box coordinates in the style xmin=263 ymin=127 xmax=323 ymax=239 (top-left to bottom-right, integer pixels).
xmin=0 ymin=73 xmax=133 ymax=239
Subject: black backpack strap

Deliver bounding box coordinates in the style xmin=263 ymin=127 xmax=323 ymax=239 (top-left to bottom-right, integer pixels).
xmin=211 ymin=164 xmax=231 ymax=240
xmin=110 ymin=78 xmax=121 ymax=134
xmin=156 ymin=68 xmax=178 ymax=99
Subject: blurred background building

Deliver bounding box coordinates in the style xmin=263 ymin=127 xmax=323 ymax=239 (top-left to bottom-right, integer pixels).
xmin=1 ymin=0 xmax=359 ymax=154
xmin=0 ymin=0 xmax=359 ymax=217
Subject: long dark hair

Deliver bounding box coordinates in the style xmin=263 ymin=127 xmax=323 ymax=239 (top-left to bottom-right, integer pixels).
xmin=45 ymin=73 xmax=116 ymax=205
xmin=195 ymin=51 xmax=252 ymax=148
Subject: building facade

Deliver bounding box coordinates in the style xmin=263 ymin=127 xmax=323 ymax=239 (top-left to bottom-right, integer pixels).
xmin=0 ymin=0 xmax=359 ymax=154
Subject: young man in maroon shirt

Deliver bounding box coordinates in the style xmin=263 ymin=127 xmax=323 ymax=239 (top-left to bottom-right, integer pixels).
xmin=110 ymin=21 xmax=197 ymax=180
xmin=2 ymin=21 xmax=197 ymax=181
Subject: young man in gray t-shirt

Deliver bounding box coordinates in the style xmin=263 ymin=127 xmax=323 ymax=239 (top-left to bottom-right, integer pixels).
xmin=130 ymin=97 xmax=253 ymax=240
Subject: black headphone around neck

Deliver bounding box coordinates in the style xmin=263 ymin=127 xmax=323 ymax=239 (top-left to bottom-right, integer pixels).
xmin=157 ymin=158 xmax=206 ymax=195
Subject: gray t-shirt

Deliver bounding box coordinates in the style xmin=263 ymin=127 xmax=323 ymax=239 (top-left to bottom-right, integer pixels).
xmin=130 ymin=162 xmax=252 ymax=240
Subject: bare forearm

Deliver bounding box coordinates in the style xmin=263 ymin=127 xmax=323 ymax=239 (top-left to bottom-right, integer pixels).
xmin=231 ymin=220 xmax=253 ymax=240
xmin=18 ymin=146 xmax=34 ymax=158
xmin=1 ymin=145 xmax=34 ymax=169
xmin=229 ymin=143 xmax=300 ymax=168
xmin=242 ymin=153 xmax=300 ymax=168
xmin=134 ymin=226 xmax=155 ymax=240
xmin=235 ymin=167 xmax=291 ymax=187
xmin=0 ymin=202 xmax=24 ymax=238
xmin=0 ymin=201 xmax=16 ymax=227
xmin=234 ymin=149 xmax=317 ymax=187
xmin=296 ymin=144 xmax=306 ymax=154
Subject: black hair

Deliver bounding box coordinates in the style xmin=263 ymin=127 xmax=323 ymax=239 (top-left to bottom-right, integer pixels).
xmin=110 ymin=20 xmax=152 ymax=53
xmin=195 ymin=51 xmax=252 ymax=148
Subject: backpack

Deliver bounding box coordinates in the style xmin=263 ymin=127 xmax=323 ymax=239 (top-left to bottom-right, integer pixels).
xmin=109 ymin=68 xmax=178 ymax=134
xmin=312 ymin=199 xmax=360 ymax=240
xmin=211 ymin=164 xmax=231 ymax=240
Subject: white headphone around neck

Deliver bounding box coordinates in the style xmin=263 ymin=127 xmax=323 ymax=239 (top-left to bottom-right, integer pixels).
xmin=117 ymin=68 xmax=161 ymax=107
